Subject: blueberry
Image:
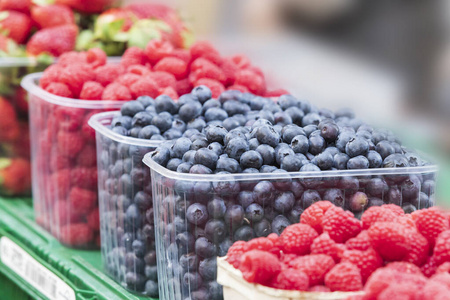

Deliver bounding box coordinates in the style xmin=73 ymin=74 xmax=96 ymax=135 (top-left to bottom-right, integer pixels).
xmin=187 ymin=118 xmax=207 ymax=132
xmin=288 ymin=205 xmax=304 ymax=223
xmin=347 ymin=155 xmax=369 ymax=169
xmin=194 ymin=148 xmax=219 ymax=170
xmin=275 ymin=144 xmax=294 ymax=165
xmin=205 ymin=219 xmax=227 ymax=244
xmin=178 ymin=101 xmax=202 ymax=122
xmin=137 ymin=125 xmax=160 ymax=139
xmin=207 ymin=281 xmax=223 ymax=300
xmin=239 ymin=150 xmax=263 ymax=169
xmin=387 ymin=187 xmax=402 ymax=206
xmin=260 ymin=165 xmax=277 ymax=173
xmin=422 ymin=180 xmax=435 ymax=195
xmin=271 ymin=215 xmax=291 ymax=235
xmin=376 ymin=141 xmax=395 ymax=159
xmin=183 ymin=129 xmax=200 ymax=138
xmin=308 ymin=135 xmax=326 ymax=155
xmin=346 ymin=137 xmax=369 ymax=157
xmin=367 ymin=197 xmax=384 ymax=208
xmin=320 ymin=123 xmax=339 ymax=142
xmin=245 ymin=203 xmax=264 ymax=224
xmin=121 ymin=101 xmax=145 ymax=117
xmin=204 ymin=107 xmax=228 ymax=122
xmin=223 ymin=100 xmax=250 ymax=116
xmin=225 ymin=137 xmax=249 ymax=160
xmin=112 ymin=116 xmax=133 ymax=129
xmin=190 ymin=164 xmax=212 ymax=174
xmin=198 ymin=257 xmax=217 ymax=281
xmin=192 ymin=85 xmax=212 ymax=103
xmin=204 ymin=125 xmax=228 ymax=144
xmin=301 ymin=189 xmax=321 ymax=208
xmin=334 ymin=153 xmax=350 ymax=170
xmin=191 ymin=138 xmax=209 ymax=151
xmin=233 ymin=226 xmax=255 ymax=242
xmin=405 ymin=152 xmax=422 ymax=167
xmin=255 ymin=125 xmax=280 ymax=147
xmin=383 ymin=154 xmax=409 ymax=168
xmin=180 ymin=253 xmax=199 ymax=271
xmin=248 ymin=138 xmax=260 ymax=150
xmin=280 ymin=154 xmax=302 ymax=171
xmin=336 ymin=131 xmax=356 ymax=152
xmin=253 ymin=181 xmax=276 ymax=205
xmin=112 ymin=126 xmax=128 ymax=135
xmin=367 ymin=150 xmax=382 ymax=168
xmin=289 ymin=135 xmax=309 ymax=154
xmin=255 ymin=144 xmax=276 ymax=165
xmin=132 ymin=239 xmax=146 ymax=257
xmin=315 ymin=152 xmax=333 ymax=170
xmin=155 ymin=94 xmax=177 ymax=114
xmin=366 ymin=178 xmax=389 ymax=197
xmin=282 ymin=124 xmax=305 ymax=144
xmin=371 ymin=129 xmax=388 ymax=145
xmin=349 ymin=192 xmax=369 ymax=212
xmin=144 ymin=280 xmax=159 ymax=297
xmin=186 ymin=203 xmax=209 ymax=226
xmin=126 ymin=204 xmax=142 ymax=228
xmin=183 ymin=272 xmax=203 ymax=291
xmin=207 ymin=142 xmax=223 ymax=156
xmin=150 ymin=112 xmax=173 ymax=133
xmin=216 ymin=156 xmax=240 ymax=173
xmin=402 ymin=203 xmax=416 ymax=214
xmin=181 ymin=149 xmax=196 ymax=163
xmin=302 ymin=112 xmax=321 ymax=127
xmin=150 ymin=134 xmax=164 ymax=140
xmin=172 ymin=118 xmax=186 ymax=132
xmin=285 ymin=106 xmax=305 ymax=125
xmin=132 ymin=111 xmax=154 ymax=128
xmin=136 ymin=95 xmax=154 ymax=107
xmin=274 ymin=111 xmax=292 ymax=126
xmin=134 ymin=191 xmax=152 ymax=210
xmin=195 ymin=237 xmax=217 ymax=258
xmin=129 ymin=126 xmax=142 ymax=138
xmin=401 ymin=175 xmax=421 ymax=200
xmin=207 ymin=198 xmax=226 ymax=219
xmin=254 ymin=219 xmax=272 ymax=237
xmin=125 ymin=272 xmax=146 ymax=291
xmin=323 ymin=188 xmax=344 ymax=207
xmin=176 ymin=231 xmax=196 ymax=253
xmin=274 ymin=192 xmax=295 ymax=213
xmin=151 ymin=147 xmax=170 ymax=166
xmin=251 ymin=118 xmax=273 ymax=129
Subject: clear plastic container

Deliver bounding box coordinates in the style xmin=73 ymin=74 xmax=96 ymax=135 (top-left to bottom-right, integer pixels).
xmin=0 ymin=58 xmax=51 ymax=196
xmin=143 ymin=152 xmax=438 ymax=300
xmin=88 ymin=111 xmax=163 ymax=297
xmin=21 ymin=72 xmax=124 ymax=249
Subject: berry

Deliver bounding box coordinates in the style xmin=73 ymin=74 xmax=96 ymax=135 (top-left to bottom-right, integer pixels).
xmin=361 ymin=206 xmax=398 ymax=230
xmin=145 ymin=39 xmax=174 ymax=64
xmin=0 ymin=10 xmax=31 ymax=43
xmin=235 ymin=69 xmax=266 ymax=95
xmin=271 ymin=269 xmax=309 ymax=291
xmin=121 ymin=47 xmax=148 ymax=66
xmin=384 ymin=262 xmax=423 ymax=275
xmin=80 ymin=81 xmax=104 ymax=100
xmin=31 ymin=4 xmax=74 ymax=29
xmin=300 ymin=201 xmax=334 ymax=233
xmin=368 ymin=222 xmax=411 ymax=261
xmin=45 ymin=82 xmax=73 ymax=98
xmin=0 ymin=0 xmax=31 ymax=13
xmin=404 ymin=230 xmax=429 ymax=266
xmin=102 ymin=83 xmax=132 ymax=101
xmin=341 ymin=248 xmax=383 ymax=282
xmin=130 ymin=78 xmax=159 ymax=99
xmin=27 ymin=24 xmax=77 ymax=56
xmin=60 ymin=223 xmax=94 ymax=246
xmin=279 ymin=224 xmax=318 ymax=255
xmin=322 ymin=206 xmax=361 ymax=243
xmin=325 ymin=262 xmax=362 ymax=292
xmin=412 ymin=207 xmax=449 ymax=247
xmin=292 ymin=254 xmax=335 ymax=286
xmin=436 ymin=262 xmax=450 ymax=274
xmin=190 ymin=41 xmax=222 ymax=65
xmin=433 ymin=230 xmax=450 ymax=265
xmin=422 ymin=257 xmax=439 ymax=278
xmin=195 ymin=78 xmax=225 ymax=98
xmin=154 ymin=57 xmax=187 ymax=80
xmin=57 ymin=131 xmax=85 ymax=158
xmin=418 ymin=281 xmax=450 ymax=300
xmin=226 ymin=240 xmax=247 ymax=268
xmin=382 ymin=204 xmax=405 ymax=216
xmin=310 ymin=232 xmax=342 ymax=262
xmin=377 ymin=283 xmax=418 ymax=300
xmin=246 ymin=237 xmax=274 ymax=252
xmin=238 ymin=250 xmax=281 ymax=285
xmin=95 ymin=64 xmax=125 ymax=86
xmin=68 ymin=187 xmax=97 ymax=215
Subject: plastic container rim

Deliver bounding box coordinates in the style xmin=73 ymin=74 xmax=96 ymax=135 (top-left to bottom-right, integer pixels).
xmin=143 ymin=151 xmax=439 ymax=182
xmin=0 ymin=57 xmax=48 ymax=67
xmin=88 ymin=111 xmax=166 ymax=148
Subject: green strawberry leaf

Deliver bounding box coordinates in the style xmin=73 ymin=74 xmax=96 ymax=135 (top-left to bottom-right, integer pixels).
xmin=127 ymin=19 xmax=170 ymax=49
xmin=94 ymin=17 xmax=126 ymax=42
xmin=76 ymin=30 xmax=96 ymax=51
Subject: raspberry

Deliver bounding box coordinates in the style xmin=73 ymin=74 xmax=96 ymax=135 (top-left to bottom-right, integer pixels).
xmin=195 ymin=78 xmax=225 ymax=98
xmin=436 ymin=262 xmax=450 ymax=274
xmin=68 ymin=187 xmax=97 ymax=215
xmin=279 ymin=223 xmax=318 ymax=255
xmin=60 ymin=223 xmax=94 ymax=246
xmin=385 ymin=262 xmax=423 ymax=275
xmin=95 ymin=64 xmax=125 ymax=86
xmin=102 ymin=83 xmax=132 ymax=101
xmin=54 ymin=200 xmax=82 ymax=224
xmin=368 ymin=222 xmax=411 ymax=261
xmin=324 ymin=262 xmax=362 ymax=292
xmin=116 ymin=73 xmax=141 ymax=87
xmin=220 ymin=58 xmax=238 ymax=85
xmin=300 ymin=200 xmax=334 ymax=233
xmin=76 ymin=144 xmax=97 ymax=167
xmin=422 ymin=256 xmax=439 ymax=278
xmin=292 ymin=254 xmax=335 ymax=286
xmin=154 ymin=57 xmax=188 ymax=80
xmin=322 ymin=206 xmax=361 ymax=243
xmin=377 ymin=283 xmax=418 ymax=300
xmin=79 ymin=81 xmax=104 ymax=100
xmin=86 ymin=48 xmax=106 ymax=68
xmin=230 ymin=54 xmax=251 ymax=69
xmin=227 ymin=84 xmax=249 ymax=93
xmin=49 ymin=170 xmax=71 ymax=199
xmin=58 ymin=52 xmax=87 ymax=67
xmin=70 ymin=167 xmax=97 ymax=190
xmin=130 ymin=78 xmax=159 ymax=99
xmin=57 ymin=130 xmax=85 ymax=158
xmin=235 ymin=69 xmax=266 ymax=95
xmin=365 ymin=268 xmax=427 ymax=298
xmin=418 ymin=281 xmax=450 ymax=300
xmin=308 ymin=285 xmax=330 ymax=292
xmin=146 ymin=71 xmax=176 ymax=89
xmin=382 ymin=204 xmax=405 ymax=216
xmin=271 ymin=269 xmax=309 ymax=291
xmin=59 ymin=65 xmax=95 ymax=97
xmin=433 ymin=230 xmax=450 ymax=265
xmin=345 ymin=230 xmax=371 ymax=251
xmin=341 ymin=248 xmax=383 ymax=282
xmin=190 ymin=40 xmax=222 ymax=65
xmin=226 ymin=240 xmax=247 ymax=268
xmin=431 ymin=272 xmax=450 ymax=289
xmin=265 ymin=89 xmax=290 ymax=97
xmin=189 ymin=63 xmax=226 ymax=85
xmin=169 ymin=49 xmax=191 ymax=64
xmin=44 ymin=82 xmax=73 ymax=97
xmin=280 ymin=253 xmax=298 ymax=269
xmin=310 ymin=232 xmax=341 ymax=262
xmin=126 ymin=64 xmax=151 ymax=76
xmin=175 ymin=79 xmax=192 ymax=96
xmin=87 ymin=208 xmax=100 ymax=231
xmin=121 ymin=46 xmax=148 ymax=66
xmin=158 ymin=87 xmax=178 ymax=99
xmin=50 ymin=149 xmax=73 ymax=172
xmin=267 ymin=233 xmax=279 ymax=243
xmin=397 ymin=214 xmax=416 ymax=228
xmin=361 ymin=206 xmax=397 ymax=230
xmin=145 ymin=39 xmax=174 ymax=64
xmin=244 ymin=237 xmax=273 ymax=252
xmin=81 ymin=112 xmax=97 ymax=141
xmin=404 ymin=230 xmax=429 ymax=266
xmin=239 ymin=250 xmax=281 ymax=285
xmin=413 ymin=207 xmax=449 ymax=247
xmin=39 ymin=64 xmax=64 ymax=89
xmin=54 ymin=106 xmax=84 ymax=132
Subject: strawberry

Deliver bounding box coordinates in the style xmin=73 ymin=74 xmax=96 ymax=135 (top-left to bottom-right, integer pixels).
xmin=0 ymin=97 xmax=20 ymax=142
xmin=94 ymin=8 xmax=136 ymax=41
xmin=0 ymin=0 xmax=31 ymax=14
xmin=0 ymin=10 xmax=32 ymax=44
xmin=55 ymin=0 xmax=116 ymax=14
xmin=31 ymin=5 xmax=75 ymax=29
xmin=27 ymin=24 xmax=78 ymax=57
xmin=0 ymin=158 xmax=31 ymax=195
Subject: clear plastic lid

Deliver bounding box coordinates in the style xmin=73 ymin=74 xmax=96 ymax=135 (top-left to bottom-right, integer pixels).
xmin=143 ymin=151 xmax=439 ymax=182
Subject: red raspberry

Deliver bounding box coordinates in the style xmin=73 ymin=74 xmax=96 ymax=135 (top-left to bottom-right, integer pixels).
xmin=189 ymin=63 xmax=226 ymax=85
xmin=227 ymin=84 xmax=249 ymax=93
xmin=146 ymin=71 xmax=177 ymax=89
xmin=345 ymin=230 xmax=371 ymax=251
xmin=267 ymin=233 xmax=279 ymax=243
xmin=412 ymin=207 xmax=449 ymax=247
xmin=159 ymin=87 xmax=178 ymax=99
xmin=102 ymin=83 xmax=132 ymax=101
xmin=385 ymin=262 xmax=423 ymax=275
xmin=145 ymin=39 xmax=174 ymax=64
xmin=431 ymin=272 xmax=450 ymax=289
xmin=382 ymin=203 xmax=405 ymax=216
xmin=226 ymin=240 xmax=247 ymax=268
xmin=175 ymin=79 xmax=192 ymax=96
xmin=60 ymin=223 xmax=94 ymax=246
xmin=324 ymin=262 xmax=363 ymax=292
xmin=404 ymin=230 xmax=429 ymax=266
xmin=220 ymin=58 xmax=238 ymax=85
xmin=271 ymin=269 xmax=309 ymax=291
xmin=130 ymin=78 xmax=159 ymax=99
xmin=436 ymin=262 xmax=450 ymax=274
xmin=169 ymin=49 xmax=192 ymax=64
xmin=76 ymin=144 xmax=97 ymax=168
xmin=239 ymin=250 xmax=281 ymax=285
xmin=365 ymin=268 xmax=427 ymax=298
xmin=292 ymin=254 xmax=335 ymax=286
xmin=70 ymin=167 xmax=97 ymax=190
xmin=190 ymin=40 xmax=222 ymax=65
xmin=54 ymin=106 xmax=84 ymax=132
xmin=81 ymin=111 xmax=97 ymax=141
xmin=59 ymin=65 xmax=95 ymax=97
xmin=310 ymin=232 xmax=341 ymax=262
xmin=116 ymin=73 xmax=141 ymax=87
xmin=58 ymin=52 xmax=87 ymax=67
xmin=433 ymin=230 xmax=450 ymax=265
xmin=44 ymin=82 xmax=73 ymax=98
xmin=230 ymin=54 xmax=251 ymax=69
xmin=126 ymin=64 xmax=151 ymax=76
xmin=418 ymin=281 xmax=450 ymax=300
xmin=422 ymin=256 xmax=439 ymax=278
xmin=322 ymin=206 xmax=361 ymax=243
xmin=377 ymin=283 xmax=418 ymax=300
xmin=397 ymin=214 xmax=416 ymax=228
xmin=361 ymin=206 xmax=397 ymax=230
xmin=265 ymin=89 xmax=290 ymax=97
xmin=87 ymin=208 xmax=100 ymax=231
xmin=95 ymin=64 xmax=125 ymax=86
xmin=54 ymin=200 xmax=82 ymax=224
xmin=245 ymin=237 xmax=274 ymax=252
xmin=341 ymin=248 xmax=383 ymax=282
xmin=49 ymin=169 xmax=71 ymax=199
xmin=154 ymin=57 xmax=188 ymax=80
xmin=308 ymin=285 xmax=330 ymax=292
xmin=68 ymin=187 xmax=97 ymax=215
xmin=79 ymin=81 xmax=104 ymax=100
xmin=121 ymin=46 xmax=148 ymax=66
xmin=86 ymin=48 xmax=107 ymax=68
xmin=57 ymin=130 xmax=85 ymax=158
xmin=40 ymin=64 xmax=64 ymax=89
xmin=368 ymin=222 xmax=411 ymax=261
xmin=279 ymin=223 xmax=318 ymax=255
xmin=195 ymin=78 xmax=225 ymax=98
xmin=235 ymin=69 xmax=266 ymax=95
xmin=300 ymin=200 xmax=334 ymax=233
xmin=50 ymin=149 xmax=73 ymax=172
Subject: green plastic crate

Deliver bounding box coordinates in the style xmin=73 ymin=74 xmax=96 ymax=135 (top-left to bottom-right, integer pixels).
xmin=0 ymin=197 xmax=157 ymax=300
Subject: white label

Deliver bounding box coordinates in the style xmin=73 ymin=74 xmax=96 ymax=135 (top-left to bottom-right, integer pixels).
xmin=0 ymin=237 xmax=76 ymax=300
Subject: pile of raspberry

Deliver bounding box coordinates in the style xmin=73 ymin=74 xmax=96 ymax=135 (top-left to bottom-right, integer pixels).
xmin=40 ymin=39 xmax=285 ymax=100
xmin=226 ymin=201 xmax=450 ymax=299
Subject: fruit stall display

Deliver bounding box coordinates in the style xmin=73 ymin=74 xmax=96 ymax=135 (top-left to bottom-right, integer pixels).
xmin=218 ymin=202 xmax=450 ymax=300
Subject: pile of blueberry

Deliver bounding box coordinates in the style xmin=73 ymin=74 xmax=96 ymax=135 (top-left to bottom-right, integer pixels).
xmin=144 ymin=87 xmax=436 ymax=300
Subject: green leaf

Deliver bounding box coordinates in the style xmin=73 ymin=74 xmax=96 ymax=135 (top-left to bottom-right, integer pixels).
xmin=76 ymin=30 xmax=96 ymax=51
xmin=127 ymin=19 xmax=169 ymax=49
xmin=94 ymin=16 xmax=126 ymax=42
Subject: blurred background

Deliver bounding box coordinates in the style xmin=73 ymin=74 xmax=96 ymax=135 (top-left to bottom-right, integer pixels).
xmin=128 ymin=0 xmax=450 ymax=203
